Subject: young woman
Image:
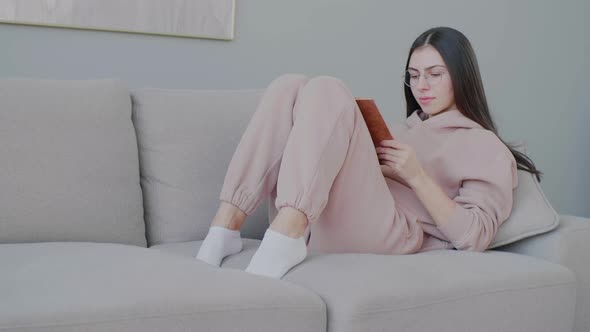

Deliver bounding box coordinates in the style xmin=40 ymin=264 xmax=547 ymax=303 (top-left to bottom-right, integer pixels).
xmin=196 ymin=26 xmax=542 ymax=279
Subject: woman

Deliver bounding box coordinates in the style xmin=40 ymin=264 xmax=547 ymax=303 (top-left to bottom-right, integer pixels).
xmin=196 ymin=27 xmax=542 ymax=279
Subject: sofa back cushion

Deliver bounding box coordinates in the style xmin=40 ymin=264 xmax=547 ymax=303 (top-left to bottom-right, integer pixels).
xmin=0 ymin=79 xmax=146 ymax=247
xmin=131 ymin=88 xmax=269 ymax=246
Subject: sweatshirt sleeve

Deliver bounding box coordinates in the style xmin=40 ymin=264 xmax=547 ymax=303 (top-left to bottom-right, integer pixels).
xmin=436 ymin=153 xmax=518 ymax=252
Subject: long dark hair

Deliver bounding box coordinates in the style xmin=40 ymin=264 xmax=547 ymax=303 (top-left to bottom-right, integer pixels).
xmin=404 ymin=27 xmax=543 ymax=182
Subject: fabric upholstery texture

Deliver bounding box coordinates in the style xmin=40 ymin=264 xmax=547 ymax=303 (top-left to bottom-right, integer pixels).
xmin=496 ymin=215 xmax=590 ymax=332
xmin=0 ymin=79 xmax=146 ymax=246
xmin=131 ymin=88 xmax=269 ymax=246
xmin=0 ymin=242 xmax=325 ymax=332
xmin=153 ymin=239 xmax=576 ymax=332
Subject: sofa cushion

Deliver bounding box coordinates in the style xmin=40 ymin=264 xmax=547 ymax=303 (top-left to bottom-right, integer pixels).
xmin=0 ymin=79 xmax=146 ymax=246
xmin=153 ymin=240 xmax=576 ymax=332
xmin=496 ymin=215 xmax=590 ymax=332
xmin=131 ymin=88 xmax=270 ymax=246
xmin=0 ymin=242 xmax=325 ymax=332
xmin=488 ymin=141 xmax=560 ymax=248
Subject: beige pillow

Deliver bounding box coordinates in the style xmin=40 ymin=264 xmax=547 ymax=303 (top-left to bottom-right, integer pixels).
xmin=488 ymin=141 xmax=560 ymax=249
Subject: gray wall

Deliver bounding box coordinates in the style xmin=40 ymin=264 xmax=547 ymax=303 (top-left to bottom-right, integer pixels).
xmin=1 ymin=0 xmax=588 ymax=218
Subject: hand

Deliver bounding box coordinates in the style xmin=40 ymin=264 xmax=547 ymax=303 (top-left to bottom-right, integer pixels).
xmin=376 ymin=140 xmax=424 ymax=189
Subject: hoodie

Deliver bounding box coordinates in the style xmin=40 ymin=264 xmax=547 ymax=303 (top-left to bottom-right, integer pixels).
xmin=386 ymin=108 xmax=519 ymax=252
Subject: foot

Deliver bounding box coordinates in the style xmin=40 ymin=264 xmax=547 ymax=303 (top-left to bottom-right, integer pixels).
xmin=245 ymin=228 xmax=307 ymax=279
xmin=196 ymin=226 xmax=243 ymax=266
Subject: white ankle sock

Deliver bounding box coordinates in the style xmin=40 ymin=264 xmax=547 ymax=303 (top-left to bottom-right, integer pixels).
xmin=245 ymin=228 xmax=308 ymax=279
xmin=195 ymin=226 xmax=243 ymax=267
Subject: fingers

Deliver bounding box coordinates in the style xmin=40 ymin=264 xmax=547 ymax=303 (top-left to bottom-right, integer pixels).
xmin=380 ymin=160 xmax=395 ymax=169
xmin=375 ymin=147 xmax=388 ymax=153
xmin=379 ymin=139 xmax=402 ymax=148
xmin=376 ymin=146 xmax=404 ymax=158
xmin=375 ymin=146 xmax=396 ymax=153
xmin=379 ymin=139 xmax=393 ymax=146
xmin=378 ymin=141 xmax=408 ymax=155
xmin=377 ymin=153 xmax=402 ymax=163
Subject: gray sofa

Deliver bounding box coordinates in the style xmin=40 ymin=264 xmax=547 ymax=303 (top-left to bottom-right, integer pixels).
xmin=1 ymin=78 xmax=588 ymax=332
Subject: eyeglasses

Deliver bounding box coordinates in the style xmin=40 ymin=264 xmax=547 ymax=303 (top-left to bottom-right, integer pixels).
xmin=402 ymin=69 xmax=448 ymax=88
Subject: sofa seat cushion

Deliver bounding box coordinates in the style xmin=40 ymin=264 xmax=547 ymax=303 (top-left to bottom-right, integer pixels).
xmin=0 ymin=242 xmax=325 ymax=332
xmin=153 ymin=240 xmax=576 ymax=332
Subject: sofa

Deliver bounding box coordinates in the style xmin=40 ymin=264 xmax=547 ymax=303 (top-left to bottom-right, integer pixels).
xmin=0 ymin=78 xmax=588 ymax=332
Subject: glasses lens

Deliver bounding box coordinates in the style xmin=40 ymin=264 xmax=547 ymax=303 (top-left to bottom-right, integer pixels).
xmin=403 ymin=71 xmax=416 ymax=87
xmin=426 ymin=72 xmax=443 ymax=86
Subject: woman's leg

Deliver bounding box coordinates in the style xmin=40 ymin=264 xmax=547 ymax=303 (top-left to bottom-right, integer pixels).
xmin=244 ymin=76 xmax=360 ymax=278
xmin=253 ymin=76 xmax=424 ymax=278
xmin=217 ymin=74 xmax=313 ymax=218
xmin=198 ymin=74 xmax=424 ymax=275
xmin=291 ymin=79 xmax=424 ymax=256
xmin=196 ymin=73 xmax=311 ymax=266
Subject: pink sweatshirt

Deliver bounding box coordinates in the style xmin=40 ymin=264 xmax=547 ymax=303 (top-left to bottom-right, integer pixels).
xmin=386 ymin=109 xmax=519 ymax=253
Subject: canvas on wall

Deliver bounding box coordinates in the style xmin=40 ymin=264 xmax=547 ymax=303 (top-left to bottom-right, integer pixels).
xmin=0 ymin=0 xmax=235 ymax=40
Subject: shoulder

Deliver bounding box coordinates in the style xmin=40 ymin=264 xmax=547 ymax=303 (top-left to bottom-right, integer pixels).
xmin=449 ymin=128 xmax=514 ymax=166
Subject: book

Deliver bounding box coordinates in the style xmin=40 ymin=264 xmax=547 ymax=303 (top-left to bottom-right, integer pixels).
xmin=355 ymin=98 xmax=394 ymax=147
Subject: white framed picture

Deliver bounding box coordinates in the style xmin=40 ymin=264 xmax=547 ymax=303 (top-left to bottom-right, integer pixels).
xmin=0 ymin=0 xmax=235 ymax=40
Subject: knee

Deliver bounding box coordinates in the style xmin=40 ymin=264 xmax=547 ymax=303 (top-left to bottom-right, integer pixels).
xmin=306 ymin=76 xmax=349 ymax=93
xmin=267 ymin=73 xmax=309 ymax=91
xmin=302 ymin=76 xmax=355 ymax=106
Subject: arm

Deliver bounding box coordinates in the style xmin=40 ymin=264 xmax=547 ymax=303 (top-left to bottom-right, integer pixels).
xmin=408 ymin=169 xmax=457 ymax=229
xmin=409 ymin=154 xmax=517 ymax=252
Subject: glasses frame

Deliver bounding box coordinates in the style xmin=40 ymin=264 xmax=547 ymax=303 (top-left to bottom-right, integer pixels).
xmin=402 ymin=69 xmax=448 ymax=88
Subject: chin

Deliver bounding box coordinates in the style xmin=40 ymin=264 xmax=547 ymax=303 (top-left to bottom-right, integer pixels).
xmin=422 ymin=108 xmax=438 ymax=116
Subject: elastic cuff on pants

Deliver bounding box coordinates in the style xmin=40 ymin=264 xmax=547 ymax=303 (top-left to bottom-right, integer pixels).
xmin=219 ymin=187 xmax=256 ymax=216
xmin=275 ymin=194 xmax=322 ymax=224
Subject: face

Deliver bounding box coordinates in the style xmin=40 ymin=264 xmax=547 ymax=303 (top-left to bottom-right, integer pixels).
xmin=407 ymin=45 xmax=456 ymax=117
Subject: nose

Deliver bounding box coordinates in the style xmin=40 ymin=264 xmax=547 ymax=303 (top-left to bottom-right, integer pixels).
xmin=416 ymin=75 xmax=430 ymax=91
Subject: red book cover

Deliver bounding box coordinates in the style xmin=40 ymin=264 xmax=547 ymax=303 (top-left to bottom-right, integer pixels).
xmin=355 ymin=98 xmax=394 ymax=147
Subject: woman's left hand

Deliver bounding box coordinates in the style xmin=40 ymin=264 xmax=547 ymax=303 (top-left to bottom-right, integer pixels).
xmin=376 ymin=140 xmax=425 ymax=188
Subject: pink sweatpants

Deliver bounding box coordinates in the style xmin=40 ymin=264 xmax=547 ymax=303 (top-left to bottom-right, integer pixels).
xmin=219 ymin=74 xmax=424 ymax=255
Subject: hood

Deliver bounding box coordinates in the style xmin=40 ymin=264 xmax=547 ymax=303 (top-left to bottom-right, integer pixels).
xmin=406 ymin=109 xmax=483 ymax=130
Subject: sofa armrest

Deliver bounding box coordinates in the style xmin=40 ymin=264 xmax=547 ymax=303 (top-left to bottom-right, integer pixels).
xmin=493 ymin=215 xmax=590 ymax=332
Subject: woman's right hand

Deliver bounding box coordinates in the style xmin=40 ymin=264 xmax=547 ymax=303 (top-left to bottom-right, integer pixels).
xmin=380 ymin=163 xmax=411 ymax=188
